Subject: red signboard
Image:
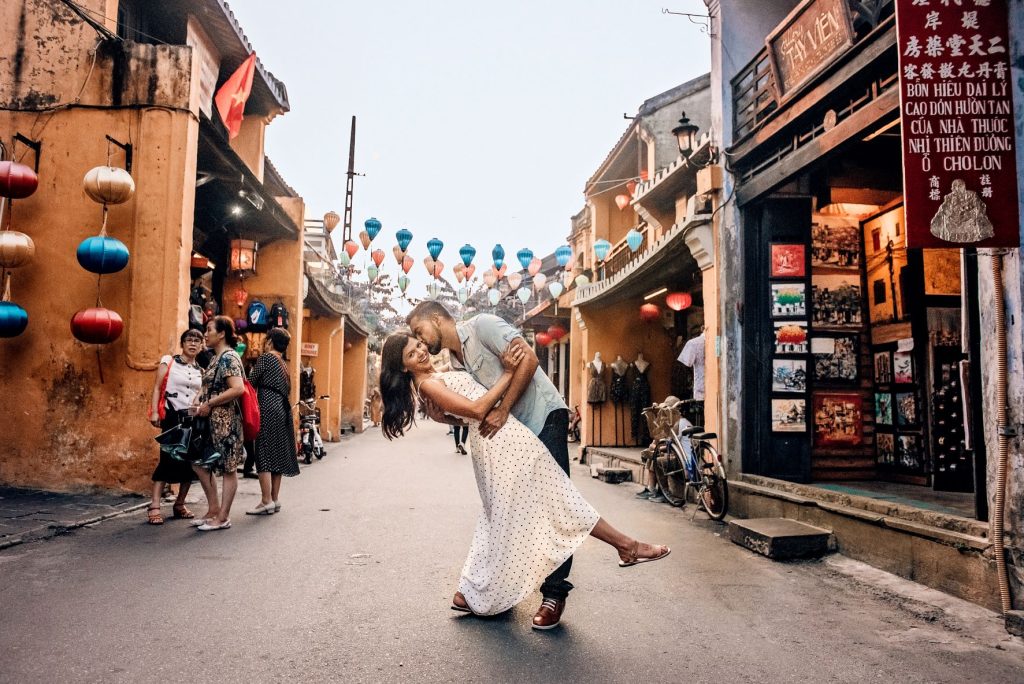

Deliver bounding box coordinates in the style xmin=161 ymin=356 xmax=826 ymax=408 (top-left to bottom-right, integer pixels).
xmin=896 ymin=0 xmax=1020 ymax=248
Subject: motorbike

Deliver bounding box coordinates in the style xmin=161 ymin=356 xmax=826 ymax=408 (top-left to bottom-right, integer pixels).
xmin=296 ymin=395 xmax=329 ymax=464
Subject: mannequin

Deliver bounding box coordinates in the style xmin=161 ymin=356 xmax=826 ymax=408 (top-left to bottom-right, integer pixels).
xmin=609 ymin=356 xmax=629 ymax=404
xmin=633 ymin=352 xmax=649 ymax=374
xmin=587 ymin=353 xmax=608 ymax=404
xmin=629 ymin=353 xmax=652 ymax=445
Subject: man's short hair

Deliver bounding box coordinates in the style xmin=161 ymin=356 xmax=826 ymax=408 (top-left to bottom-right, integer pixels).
xmin=406 ymin=301 xmax=453 ymax=326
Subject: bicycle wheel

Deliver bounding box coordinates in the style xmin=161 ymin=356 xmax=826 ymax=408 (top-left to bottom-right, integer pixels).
xmin=654 ymin=444 xmax=688 ymax=507
xmin=698 ymin=444 xmax=728 ymax=520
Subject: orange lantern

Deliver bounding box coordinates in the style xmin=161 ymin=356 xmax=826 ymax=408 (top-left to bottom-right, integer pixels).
xmin=665 ymin=292 xmax=692 ymax=311
xmin=371 ymin=249 xmax=385 ymax=267
xmin=615 ymin=194 xmax=630 ymax=211
xmin=465 ymin=264 xmax=476 ymax=280
xmin=402 ymin=255 xmax=414 ymax=274
xmin=323 ymin=211 xmax=341 ymax=233
xmin=535 ymin=331 xmax=553 ymax=347
xmin=344 ymin=240 xmax=359 ymax=259
xmin=639 ymin=303 xmax=660 ymax=322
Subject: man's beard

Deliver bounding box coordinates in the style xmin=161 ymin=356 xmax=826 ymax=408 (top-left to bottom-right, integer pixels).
xmin=427 ymin=339 xmax=442 ymax=355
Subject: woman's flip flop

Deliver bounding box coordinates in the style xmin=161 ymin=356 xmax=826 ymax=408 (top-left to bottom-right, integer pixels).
xmin=451 ymin=591 xmax=473 ymax=613
xmin=618 ymin=541 xmax=671 ymax=567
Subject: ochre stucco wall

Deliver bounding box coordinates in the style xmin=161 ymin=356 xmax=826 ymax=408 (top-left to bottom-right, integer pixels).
xmin=341 ymin=332 xmax=368 ymax=433
xmin=300 ymin=314 xmax=344 ymax=441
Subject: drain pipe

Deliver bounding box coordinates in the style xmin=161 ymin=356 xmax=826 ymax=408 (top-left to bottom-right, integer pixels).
xmin=990 ymin=250 xmax=1012 ymax=615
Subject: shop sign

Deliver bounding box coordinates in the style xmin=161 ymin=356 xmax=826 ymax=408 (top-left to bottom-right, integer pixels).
xmin=300 ymin=342 xmax=319 ymax=357
xmin=767 ymin=0 xmax=855 ymax=99
xmin=896 ymin=0 xmax=1020 ymax=248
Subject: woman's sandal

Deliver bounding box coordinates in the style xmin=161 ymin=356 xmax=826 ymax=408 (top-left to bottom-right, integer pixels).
xmin=172 ymin=504 xmax=195 ymax=519
xmin=618 ymin=540 xmax=671 ymax=567
xmin=147 ymin=506 xmax=164 ymax=525
xmin=451 ymin=591 xmax=474 ymax=614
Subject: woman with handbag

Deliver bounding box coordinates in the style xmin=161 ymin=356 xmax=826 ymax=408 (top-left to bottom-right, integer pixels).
xmin=191 ymin=316 xmax=247 ymax=531
xmin=246 ymin=327 xmax=300 ymax=516
xmin=146 ymin=329 xmax=204 ymax=524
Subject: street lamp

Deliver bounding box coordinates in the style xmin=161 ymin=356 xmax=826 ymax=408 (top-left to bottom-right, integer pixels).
xmin=671 ymin=111 xmax=700 ymax=158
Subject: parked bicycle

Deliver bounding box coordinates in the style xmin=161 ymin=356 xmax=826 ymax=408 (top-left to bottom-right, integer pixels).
xmin=568 ymin=405 xmax=581 ymax=443
xmin=641 ymin=398 xmax=728 ymax=520
xmin=295 ymin=395 xmax=329 ymax=464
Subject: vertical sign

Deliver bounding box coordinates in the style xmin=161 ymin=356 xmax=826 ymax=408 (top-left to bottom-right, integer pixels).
xmin=896 ymin=0 xmax=1019 ymax=248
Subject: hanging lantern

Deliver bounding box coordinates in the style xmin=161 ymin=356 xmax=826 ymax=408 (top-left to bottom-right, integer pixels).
xmin=517 ymin=288 xmax=531 ymax=304
xmin=533 ymin=273 xmax=548 ymax=291
xmin=507 ymin=272 xmax=523 ymax=290
xmin=555 ymin=245 xmax=572 ymax=267
xmin=615 ymin=194 xmax=631 ymax=211
xmin=402 ymin=255 xmax=414 ymax=273
xmin=233 ymin=287 xmax=248 ymax=308
xmin=535 ymin=331 xmax=552 ymax=347
xmin=639 ymin=303 xmax=660 ymax=322
xmin=0 ymin=231 xmax=35 ymax=268
xmin=454 ymin=262 xmax=465 ymax=283
xmin=423 ymin=257 xmax=437 ymax=276
xmin=71 ymin=307 xmax=123 ymax=344
xmin=358 ymin=230 xmax=372 ymax=250
xmin=548 ymin=282 xmax=564 ymax=299
xmin=487 ymin=288 xmax=500 ymax=306
xmin=427 ymin=237 xmax=444 ymax=260
xmin=458 ymin=287 xmax=468 ymax=304
xmin=575 ymin=274 xmax=590 ymax=288
xmin=494 ymin=263 xmax=507 ymax=278
xmin=371 ymin=249 xmax=385 ymax=267
xmin=562 ymin=270 xmax=574 ymax=287
xmin=459 ymin=244 xmax=476 ymax=267
xmin=528 ymin=257 xmax=542 ymax=276
xmin=396 ymin=228 xmax=413 ymax=252
xmin=367 ymin=265 xmax=379 ymax=281
xmin=397 ymin=274 xmax=410 ymax=293
xmin=338 ymin=252 xmax=351 ymax=268
xmin=228 ymin=239 xmax=257 ymax=276
xmin=392 ymin=245 xmax=405 ymax=264
xmin=364 ymin=217 xmax=382 ymax=241
xmin=344 ymin=240 xmax=359 ymax=259
xmin=516 ymin=247 xmax=533 ymax=270
xmin=82 ymin=166 xmax=135 ymax=205
xmin=426 ymin=281 xmax=441 ymax=299
xmin=323 ymin=210 xmax=341 ymax=233
xmin=483 ymin=271 xmax=497 ymax=288
xmin=492 ymin=244 xmax=505 ymax=269
xmin=547 ymin=324 xmax=567 ymax=341
xmin=594 ymin=239 xmax=611 ymax=261
xmin=464 ymin=264 xmax=476 ymax=280
xmin=666 ymin=292 xmax=693 ymax=311
xmin=626 ymin=180 xmax=637 ymax=197
xmin=0 ymin=161 xmax=39 ymax=199
xmin=626 ymin=228 xmax=644 ymax=253
xmin=77 ymin=235 xmax=130 ymax=274
xmin=0 ymin=275 xmax=28 ymax=337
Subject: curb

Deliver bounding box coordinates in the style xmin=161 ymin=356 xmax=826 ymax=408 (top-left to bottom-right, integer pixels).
xmin=0 ymin=500 xmax=150 ymax=551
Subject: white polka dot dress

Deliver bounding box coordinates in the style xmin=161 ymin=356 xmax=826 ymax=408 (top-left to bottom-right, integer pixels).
xmin=438 ymin=371 xmax=600 ymax=616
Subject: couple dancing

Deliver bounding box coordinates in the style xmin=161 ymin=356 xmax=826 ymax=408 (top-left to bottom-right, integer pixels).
xmin=380 ymin=302 xmax=669 ymax=630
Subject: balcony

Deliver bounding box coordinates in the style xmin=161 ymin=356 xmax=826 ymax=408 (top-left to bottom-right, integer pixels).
xmin=599 ymin=226 xmax=650 ymax=281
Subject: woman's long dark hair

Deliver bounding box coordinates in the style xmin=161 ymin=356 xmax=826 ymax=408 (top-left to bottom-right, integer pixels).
xmin=211 ymin=315 xmax=238 ymax=348
xmin=380 ymin=333 xmax=417 ymax=440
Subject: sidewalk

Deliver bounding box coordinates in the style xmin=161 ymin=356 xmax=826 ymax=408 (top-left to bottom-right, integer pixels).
xmin=0 ymin=486 xmax=147 ymax=550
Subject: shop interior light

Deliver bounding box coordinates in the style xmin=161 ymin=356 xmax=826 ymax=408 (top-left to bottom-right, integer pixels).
xmin=231 ymin=205 xmax=243 ymax=216
xmin=644 ymin=287 xmax=668 ymax=301
xmin=238 ymin=189 xmax=265 ymax=210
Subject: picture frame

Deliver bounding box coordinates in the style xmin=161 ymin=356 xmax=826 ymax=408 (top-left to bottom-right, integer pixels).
xmin=897 ymin=434 xmax=923 ymax=470
xmin=771 ymin=398 xmax=807 ymax=432
xmin=874 ymin=351 xmax=892 ymax=384
xmin=811 ymin=214 xmax=861 ymax=269
xmin=770 ymin=243 xmax=806 ymax=278
xmin=896 ymin=392 xmax=918 ymax=426
xmin=772 ymin=358 xmax=807 ymax=393
xmin=875 ymin=392 xmax=893 ymax=426
xmin=811 ymin=273 xmax=863 ymax=328
xmin=813 ymin=392 xmax=864 ymax=447
xmin=876 ymin=432 xmax=895 ymax=465
xmin=774 ymin=321 xmax=809 ymax=355
xmin=812 ymin=334 xmax=858 ymax=384
xmin=771 ymin=282 xmax=807 ymax=318
xmin=893 ymin=352 xmax=914 ymax=384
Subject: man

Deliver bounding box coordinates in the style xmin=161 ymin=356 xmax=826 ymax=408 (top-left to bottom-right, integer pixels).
xmin=407 ymin=301 xmax=573 ymax=630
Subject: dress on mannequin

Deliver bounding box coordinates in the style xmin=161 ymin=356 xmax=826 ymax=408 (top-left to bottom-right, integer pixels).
xmin=587 ymin=354 xmax=607 ymax=404
xmin=610 ymin=355 xmax=629 ymax=404
xmin=629 ymin=356 xmax=652 ymax=445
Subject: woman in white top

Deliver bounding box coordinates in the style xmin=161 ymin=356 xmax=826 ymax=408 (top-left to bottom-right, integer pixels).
xmin=146 ymin=330 xmax=205 ymax=524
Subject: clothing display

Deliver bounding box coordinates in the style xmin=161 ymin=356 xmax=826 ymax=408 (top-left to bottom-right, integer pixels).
xmin=586 ymin=361 xmax=608 ymax=404
xmin=678 ymin=332 xmax=706 ymax=401
xmin=629 ymin=362 xmax=652 ymax=445
xmin=250 ymin=353 xmax=300 ymax=477
xmin=610 ymin=357 xmax=629 ymax=404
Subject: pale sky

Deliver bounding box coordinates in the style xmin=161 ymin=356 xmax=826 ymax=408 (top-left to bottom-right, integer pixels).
xmin=230 ymin=1 xmax=712 ymax=295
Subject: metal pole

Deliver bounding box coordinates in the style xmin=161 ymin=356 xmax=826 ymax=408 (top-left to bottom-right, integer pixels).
xmin=342 ymin=116 xmax=357 ymax=242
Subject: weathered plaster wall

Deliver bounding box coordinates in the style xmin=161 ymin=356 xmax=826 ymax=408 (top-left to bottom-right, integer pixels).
xmin=341 ymin=333 xmax=368 ymax=433
xmin=300 ymin=315 xmax=344 ymax=441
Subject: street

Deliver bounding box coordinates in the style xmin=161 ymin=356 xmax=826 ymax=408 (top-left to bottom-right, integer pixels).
xmin=1 ymin=423 xmax=1022 ymax=684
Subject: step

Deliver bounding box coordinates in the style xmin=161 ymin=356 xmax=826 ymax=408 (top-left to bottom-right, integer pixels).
xmin=729 ymin=518 xmax=834 ymax=560
xmin=591 ymin=464 xmax=633 ymax=484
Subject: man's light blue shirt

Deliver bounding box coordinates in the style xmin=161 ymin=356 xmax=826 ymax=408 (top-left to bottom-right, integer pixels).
xmin=452 ymin=314 xmax=568 ymax=436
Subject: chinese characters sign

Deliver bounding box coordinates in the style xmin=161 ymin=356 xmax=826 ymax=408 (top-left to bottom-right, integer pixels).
xmin=896 ymin=0 xmax=1019 ymax=248
xmin=768 ymin=0 xmax=855 ymax=98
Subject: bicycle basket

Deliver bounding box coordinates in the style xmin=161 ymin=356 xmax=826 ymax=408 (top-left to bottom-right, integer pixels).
xmin=643 ymin=404 xmax=682 ymax=441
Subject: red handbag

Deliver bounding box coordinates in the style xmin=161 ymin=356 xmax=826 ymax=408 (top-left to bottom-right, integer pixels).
xmin=239 ymin=378 xmax=261 ymax=441
xmin=150 ymin=364 xmax=171 ymax=422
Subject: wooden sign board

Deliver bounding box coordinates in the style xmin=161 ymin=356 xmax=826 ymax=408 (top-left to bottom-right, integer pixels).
xmin=767 ymin=0 xmax=855 ymax=99
xmin=300 ymin=342 xmax=319 ymax=357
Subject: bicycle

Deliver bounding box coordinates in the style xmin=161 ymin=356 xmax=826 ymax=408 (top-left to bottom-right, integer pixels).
xmin=642 ymin=398 xmax=728 ymax=520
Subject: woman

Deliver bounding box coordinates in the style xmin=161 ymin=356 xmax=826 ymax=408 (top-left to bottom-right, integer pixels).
xmin=191 ymin=316 xmax=247 ymax=531
xmin=146 ymin=329 xmax=204 ymax=524
xmin=246 ymin=328 xmax=299 ymax=516
xmin=380 ymin=332 xmax=669 ymax=618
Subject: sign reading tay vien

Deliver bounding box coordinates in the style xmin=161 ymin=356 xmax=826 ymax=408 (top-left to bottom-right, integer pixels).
xmin=895 ymin=0 xmax=1019 ymax=248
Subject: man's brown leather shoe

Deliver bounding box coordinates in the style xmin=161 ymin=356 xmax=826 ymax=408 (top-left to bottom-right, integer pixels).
xmin=532 ymin=597 xmax=565 ymax=630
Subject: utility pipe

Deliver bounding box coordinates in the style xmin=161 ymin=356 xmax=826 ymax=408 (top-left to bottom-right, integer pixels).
xmin=990 ymin=250 xmax=1012 ymax=615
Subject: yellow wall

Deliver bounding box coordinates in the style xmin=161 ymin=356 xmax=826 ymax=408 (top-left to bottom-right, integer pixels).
xmin=341 ymin=332 xmax=368 ymax=433
xmin=300 ymin=315 xmax=345 ymax=440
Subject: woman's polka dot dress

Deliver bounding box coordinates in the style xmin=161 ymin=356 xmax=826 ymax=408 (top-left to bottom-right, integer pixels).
xmin=439 ymin=371 xmax=600 ymax=616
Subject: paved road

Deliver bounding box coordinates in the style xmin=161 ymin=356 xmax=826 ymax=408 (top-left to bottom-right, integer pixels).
xmin=1 ymin=423 xmax=1022 ymax=683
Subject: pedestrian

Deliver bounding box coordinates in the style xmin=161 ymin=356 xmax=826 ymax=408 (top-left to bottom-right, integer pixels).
xmin=246 ymin=327 xmax=299 ymax=516
xmin=381 ymin=331 xmax=669 ymax=626
xmin=146 ymin=329 xmax=204 ymax=524
xmin=368 ymin=387 xmax=383 ymax=427
xmin=451 ymin=422 xmax=468 ymax=455
xmin=191 ymin=316 xmax=247 ymax=531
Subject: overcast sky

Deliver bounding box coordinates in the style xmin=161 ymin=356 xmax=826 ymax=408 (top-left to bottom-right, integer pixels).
xmin=230 ymin=0 xmax=711 ymax=294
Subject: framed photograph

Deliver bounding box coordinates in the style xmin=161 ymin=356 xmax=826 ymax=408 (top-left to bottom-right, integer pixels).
xmin=893 ymin=352 xmax=914 ymax=384
xmin=811 ymin=215 xmax=861 ymax=269
xmin=876 ymin=432 xmax=895 ymax=465
xmin=774 ymin=321 xmax=809 ymax=355
xmin=897 ymin=434 xmax=923 ymax=470
xmin=811 ymin=274 xmax=863 ymax=328
xmin=772 ymin=359 xmax=807 ymax=393
xmin=771 ymin=282 xmax=807 ymax=318
xmin=813 ymin=393 xmax=864 ymax=447
xmin=874 ymin=351 xmax=892 ymax=384
xmin=771 ymin=398 xmax=807 ymax=432
xmin=770 ymin=243 xmax=806 ymax=278
xmin=896 ymin=392 xmax=918 ymax=426
xmin=812 ymin=335 xmax=858 ymax=383
xmin=875 ymin=392 xmax=893 ymax=426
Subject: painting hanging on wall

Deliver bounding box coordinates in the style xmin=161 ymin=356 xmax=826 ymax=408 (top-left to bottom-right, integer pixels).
xmin=897 ymin=434 xmax=923 ymax=470
xmin=812 ymin=335 xmax=858 ymax=383
xmin=811 ymin=273 xmax=863 ymax=328
xmin=893 ymin=352 xmax=914 ymax=384
xmin=772 ymin=359 xmax=807 ymax=393
xmin=874 ymin=351 xmax=892 ymax=384
xmin=876 ymin=432 xmax=895 ymax=465
xmin=811 ymin=215 xmax=861 ymax=269
xmin=770 ymin=243 xmax=806 ymax=278
xmin=771 ymin=282 xmax=807 ymax=317
xmin=896 ymin=392 xmax=918 ymax=426
xmin=875 ymin=392 xmax=893 ymax=426
xmin=813 ymin=392 xmax=864 ymax=447
xmin=771 ymin=398 xmax=806 ymax=432
xmin=774 ymin=321 xmax=809 ymax=354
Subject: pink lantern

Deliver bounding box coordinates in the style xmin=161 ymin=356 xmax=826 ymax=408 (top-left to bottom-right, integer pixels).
xmin=615 ymin=194 xmax=630 ymax=211
xmin=454 ymin=262 xmax=466 ymax=283
xmin=483 ymin=271 xmax=498 ymax=288
xmin=392 ymin=245 xmax=405 ymax=264
xmin=639 ymin=303 xmax=660 ymax=322
xmin=626 ymin=180 xmax=637 ymax=197
xmin=666 ymin=292 xmax=693 ymax=311
xmin=371 ymin=249 xmax=385 ymax=267
xmin=465 ymin=264 xmax=476 ymax=280
xmin=358 ymin=230 xmax=371 ymax=250
xmin=547 ymin=324 xmax=567 ymax=341
xmin=528 ymin=258 xmax=542 ymax=276
xmin=402 ymin=255 xmax=414 ymax=273
xmin=535 ymin=331 xmax=552 ymax=347
xmin=495 ymin=263 xmax=507 ymax=278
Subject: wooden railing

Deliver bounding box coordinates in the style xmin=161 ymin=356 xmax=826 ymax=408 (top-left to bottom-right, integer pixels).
xmin=599 ymin=226 xmax=649 ymax=280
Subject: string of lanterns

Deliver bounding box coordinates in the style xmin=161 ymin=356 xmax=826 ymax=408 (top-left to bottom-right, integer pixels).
xmin=0 ymin=151 xmax=38 ymax=338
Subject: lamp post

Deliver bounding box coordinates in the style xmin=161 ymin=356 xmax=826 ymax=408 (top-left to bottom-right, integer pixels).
xmin=671 ymin=111 xmax=700 ymax=158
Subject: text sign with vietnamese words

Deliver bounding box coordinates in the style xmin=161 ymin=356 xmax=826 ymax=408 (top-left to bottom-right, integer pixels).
xmin=300 ymin=342 xmax=319 ymax=357
xmin=767 ymin=0 xmax=855 ymax=98
xmin=896 ymin=0 xmax=1020 ymax=248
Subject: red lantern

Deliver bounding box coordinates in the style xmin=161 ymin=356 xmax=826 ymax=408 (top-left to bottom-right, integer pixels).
xmin=71 ymin=307 xmax=123 ymax=344
xmin=0 ymin=161 xmax=39 ymax=199
xmin=535 ymin=331 xmax=553 ymax=347
xmin=665 ymin=292 xmax=692 ymax=311
xmin=626 ymin=180 xmax=637 ymax=197
xmin=547 ymin=324 xmax=567 ymax=341
xmin=639 ymin=303 xmax=660 ymax=322
xmin=615 ymin=194 xmax=630 ymax=211
xmin=344 ymin=241 xmax=359 ymax=259
xmin=234 ymin=287 xmax=248 ymax=308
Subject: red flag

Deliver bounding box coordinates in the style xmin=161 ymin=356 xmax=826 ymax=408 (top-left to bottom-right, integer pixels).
xmin=214 ymin=53 xmax=257 ymax=139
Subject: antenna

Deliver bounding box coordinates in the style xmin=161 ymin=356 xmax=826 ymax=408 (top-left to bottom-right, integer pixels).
xmin=342 ymin=116 xmax=357 ymax=242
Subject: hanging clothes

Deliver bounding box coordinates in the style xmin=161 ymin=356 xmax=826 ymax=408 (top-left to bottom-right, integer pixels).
xmin=629 ymin=363 xmax=652 ymax=445
xmin=610 ymin=370 xmax=629 ymax=404
xmin=586 ymin=362 xmax=607 ymax=404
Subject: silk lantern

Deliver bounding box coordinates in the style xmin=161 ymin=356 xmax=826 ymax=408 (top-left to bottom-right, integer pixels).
xmin=0 ymin=161 xmax=39 ymax=199
xmin=492 ymin=244 xmax=505 ymax=270
xmin=71 ymin=307 xmax=123 ymax=344
xmin=323 ymin=211 xmax=341 ymax=233
xmin=427 ymin=281 xmax=441 ymax=299
xmin=423 ymin=257 xmax=437 ymax=276
xmin=594 ymin=239 xmax=611 ymax=261
xmin=358 ymin=230 xmax=371 ymax=250
xmin=516 ymin=288 xmax=530 ymax=304
xmin=458 ymin=287 xmax=468 ymax=304
xmin=574 ymin=274 xmax=590 ymax=288
xmin=483 ymin=271 xmax=497 ymax=288
xmin=427 ymin=237 xmax=444 ymax=260
xmin=233 ymin=287 xmax=248 ymax=309
xmin=533 ymin=273 xmax=547 ymax=291
xmin=555 ymin=245 xmax=572 ymax=267
xmin=392 ymin=245 xmax=405 ymax=264
xmin=547 ymin=324 xmax=567 ymax=341
xmin=487 ymin=288 xmax=500 ymax=306
xmin=494 ymin=263 xmax=507 ymax=278
xmin=615 ymin=194 xmax=630 ymax=211
xmin=76 ymin=234 xmax=130 ymax=274
xmin=454 ymin=262 xmax=465 ymax=283
xmin=397 ymin=274 xmax=410 ymax=293
xmin=228 ymin=239 xmax=256 ymax=276
xmin=338 ymin=252 xmax=351 ymax=268
xmin=0 ymin=275 xmax=28 ymax=337
xmin=535 ymin=331 xmax=552 ymax=347
xmin=371 ymin=249 xmax=385 ymax=267
xmin=402 ymin=255 xmax=414 ymax=273
xmin=344 ymin=240 xmax=359 ymax=259
xmin=506 ymin=272 xmax=523 ymax=290
xmin=666 ymin=292 xmax=693 ymax=311
xmin=367 ymin=265 xmax=379 ymax=281
xmin=548 ymin=282 xmax=563 ymax=299
xmin=516 ymin=248 xmax=533 ymax=270
xmin=364 ymin=217 xmax=382 ymax=241
xmin=639 ymin=303 xmax=660 ymax=322
xmin=626 ymin=180 xmax=637 ymax=197
xmin=626 ymin=229 xmax=644 ymax=253
xmin=0 ymin=231 xmax=35 ymax=268
xmin=459 ymin=244 xmax=476 ymax=267
xmin=464 ymin=264 xmax=476 ymax=280
xmin=528 ymin=257 xmax=542 ymax=276
xmin=83 ymin=166 xmax=135 ymax=205
xmin=396 ymin=228 xmax=413 ymax=252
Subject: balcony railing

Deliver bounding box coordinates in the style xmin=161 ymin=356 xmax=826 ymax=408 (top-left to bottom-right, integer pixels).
xmin=598 ymin=226 xmax=649 ymax=281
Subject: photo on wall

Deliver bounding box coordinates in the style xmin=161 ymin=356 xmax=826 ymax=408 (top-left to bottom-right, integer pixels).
xmin=771 ymin=283 xmax=807 ymax=318
xmin=875 ymin=392 xmax=893 ymax=426
xmin=897 ymin=434 xmax=923 ymax=470
xmin=811 ymin=215 xmax=861 ymax=269
xmin=812 ymin=274 xmax=862 ymax=328
xmin=812 ymin=335 xmax=858 ymax=383
xmin=893 ymin=352 xmax=914 ymax=384
xmin=772 ymin=359 xmax=807 ymax=393
xmin=774 ymin=321 xmax=809 ymax=354
xmin=771 ymin=398 xmax=807 ymax=432
xmin=876 ymin=432 xmax=895 ymax=465
xmin=896 ymin=392 xmax=918 ymax=426
xmin=813 ymin=393 xmax=864 ymax=447
xmin=874 ymin=351 xmax=892 ymax=384
xmin=770 ymin=243 xmax=806 ymax=278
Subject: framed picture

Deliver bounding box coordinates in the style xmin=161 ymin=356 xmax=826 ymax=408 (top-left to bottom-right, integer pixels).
xmin=896 ymin=392 xmax=918 ymax=426
xmin=812 ymin=335 xmax=858 ymax=383
xmin=874 ymin=351 xmax=892 ymax=384
xmin=876 ymin=432 xmax=895 ymax=465
xmin=811 ymin=215 xmax=861 ymax=269
xmin=875 ymin=392 xmax=893 ymax=426
xmin=774 ymin=321 xmax=809 ymax=354
xmin=771 ymin=398 xmax=806 ymax=432
xmin=772 ymin=359 xmax=807 ymax=393
xmin=893 ymin=352 xmax=914 ymax=384
xmin=771 ymin=282 xmax=807 ymax=318
xmin=813 ymin=392 xmax=864 ymax=447
xmin=897 ymin=434 xmax=923 ymax=470
xmin=811 ymin=274 xmax=863 ymax=328
xmin=770 ymin=243 xmax=806 ymax=278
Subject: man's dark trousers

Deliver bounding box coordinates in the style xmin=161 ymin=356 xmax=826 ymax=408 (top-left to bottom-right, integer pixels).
xmin=537 ymin=408 xmax=573 ymax=600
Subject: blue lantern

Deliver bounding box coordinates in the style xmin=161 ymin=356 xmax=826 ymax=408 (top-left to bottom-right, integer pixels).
xmin=626 ymin=229 xmax=643 ymax=253
xmin=427 ymin=237 xmax=444 ymax=260
xmin=492 ymin=244 xmax=505 ymax=270
xmin=396 ymin=228 xmax=413 ymax=252
xmin=0 ymin=301 xmax=28 ymax=337
xmin=594 ymin=239 xmax=612 ymax=261
xmin=364 ymin=217 xmax=382 ymax=241
xmin=516 ymin=248 xmax=534 ymax=270
xmin=555 ymin=245 xmax=572 ymax=267
xmin=459 ymin=244 xmax=476 ymax=267
xmin=76 ymin=235 xmax=130 ymax=274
